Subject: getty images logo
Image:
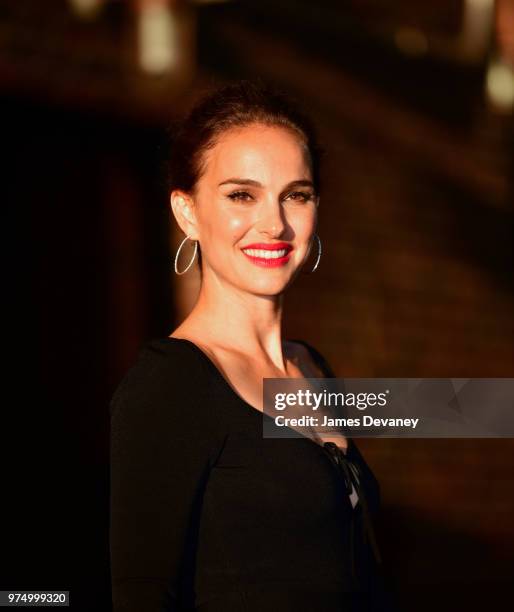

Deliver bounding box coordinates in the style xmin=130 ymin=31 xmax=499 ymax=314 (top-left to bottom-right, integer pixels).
xmin=274 ymin=389 xmax=390 ymax=411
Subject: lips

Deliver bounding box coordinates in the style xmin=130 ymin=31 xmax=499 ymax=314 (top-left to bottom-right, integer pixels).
xmin=241 ymin=242 xmax=292 ymax=252
xmin=241 ymin=242 xmax=293 ymax=268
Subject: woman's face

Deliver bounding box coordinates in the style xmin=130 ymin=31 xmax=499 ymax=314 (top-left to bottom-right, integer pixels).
xmin=184 ymin=123 xmax=318 ymax=296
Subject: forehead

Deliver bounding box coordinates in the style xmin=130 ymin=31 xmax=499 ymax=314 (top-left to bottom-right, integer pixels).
xmin=201 ymin=124 xmax=312 ymax=183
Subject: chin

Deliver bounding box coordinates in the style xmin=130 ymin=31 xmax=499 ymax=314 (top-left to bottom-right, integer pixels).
xmin=242 ymin=276 xmax=293 ymax=297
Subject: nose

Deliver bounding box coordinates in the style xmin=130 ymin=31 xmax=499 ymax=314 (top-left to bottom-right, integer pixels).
xmin=256 ymin=197 xmax=287 ymax=237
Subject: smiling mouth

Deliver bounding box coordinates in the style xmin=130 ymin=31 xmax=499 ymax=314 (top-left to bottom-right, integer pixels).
xmin=241 ymin=247 xmax=292 ymax=267
xmin=242 ymin=248 xmax=288 ymax=259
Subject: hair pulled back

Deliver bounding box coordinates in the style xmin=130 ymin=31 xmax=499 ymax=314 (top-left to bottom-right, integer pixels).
xmin=167 ymin=78 xmax=323 ymax=196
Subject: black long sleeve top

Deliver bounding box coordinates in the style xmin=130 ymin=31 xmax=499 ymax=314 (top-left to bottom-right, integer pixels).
xmin=110 ymin=337 xmax=393 ymax=612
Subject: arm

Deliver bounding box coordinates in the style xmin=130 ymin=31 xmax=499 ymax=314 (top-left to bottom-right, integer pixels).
xmin=110 ymin=343 xmax=225 ymax=612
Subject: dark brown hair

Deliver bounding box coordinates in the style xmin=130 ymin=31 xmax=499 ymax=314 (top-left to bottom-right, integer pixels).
xmin=167 ymin=78 xmax=324 ymax=271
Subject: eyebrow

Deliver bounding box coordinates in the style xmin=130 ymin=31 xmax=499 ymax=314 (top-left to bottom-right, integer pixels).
xmin=218 ymin=178 xmax=315 ymax=190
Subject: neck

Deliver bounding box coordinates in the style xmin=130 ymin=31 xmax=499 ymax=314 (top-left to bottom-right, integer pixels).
xmin=180 ymin=269 xmax=288 ymax=370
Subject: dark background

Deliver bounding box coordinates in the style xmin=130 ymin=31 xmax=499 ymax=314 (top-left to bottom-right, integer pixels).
xmin=2 ymin=1 xmax=513 ymax=610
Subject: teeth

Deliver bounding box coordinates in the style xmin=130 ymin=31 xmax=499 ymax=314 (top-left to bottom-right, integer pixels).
xmin=243 ymin=248 xmax=288 ymax=259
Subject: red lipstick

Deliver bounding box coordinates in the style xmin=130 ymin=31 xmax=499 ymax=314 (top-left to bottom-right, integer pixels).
xmin=241 ymin=242 xmax=293 ymax=268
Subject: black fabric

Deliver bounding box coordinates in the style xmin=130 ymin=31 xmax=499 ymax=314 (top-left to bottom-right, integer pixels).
xmin=289 ymin=338 xmax=338 ymax=378
xmin=110 ymin=337 xmax=396 ymax=611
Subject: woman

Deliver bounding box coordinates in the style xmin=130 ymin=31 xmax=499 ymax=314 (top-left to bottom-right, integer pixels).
xmin=110 ymin=80 xmax=395 ymax=611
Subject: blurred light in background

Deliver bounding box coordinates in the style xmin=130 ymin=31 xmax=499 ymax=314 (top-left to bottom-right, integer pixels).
xmin=68 ymin=0 xmax=105 ymax=20
xmin=486 ymin=57 xmax=514 ymax=111
xmin=457 ymin=0 xmax=495 ymax=62
xmin=137 ymin=0 xmax=179 ymax=75
xmin=486 ymin=0 xmax=514 ymax=113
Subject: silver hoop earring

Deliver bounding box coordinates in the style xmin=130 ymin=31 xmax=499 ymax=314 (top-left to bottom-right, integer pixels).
xmin=307 ymin=233 xmax=322 ymax=273
xmin=174 ymin=235 xmax=198 ymax=275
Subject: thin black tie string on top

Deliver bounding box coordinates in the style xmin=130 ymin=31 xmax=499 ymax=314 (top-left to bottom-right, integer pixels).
xmin=322 ymin=441 xmax=382 ymax=582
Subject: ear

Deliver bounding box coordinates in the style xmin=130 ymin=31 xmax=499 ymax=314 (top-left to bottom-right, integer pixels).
xmin=170 ymin=190 xmax=199 ymax=239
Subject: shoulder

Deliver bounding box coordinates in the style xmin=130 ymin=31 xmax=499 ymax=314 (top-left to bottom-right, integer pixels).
xmin=110 ymin=338 xmax=227 ymax=489
xmin=109 ymin=337 xmax=213 ymax=422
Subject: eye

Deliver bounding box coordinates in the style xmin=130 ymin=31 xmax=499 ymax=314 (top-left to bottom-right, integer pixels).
xmin=227 ymin=190 xmax=254 ymax=202
xmin=285 ymin=191 xmax=316 ymax=203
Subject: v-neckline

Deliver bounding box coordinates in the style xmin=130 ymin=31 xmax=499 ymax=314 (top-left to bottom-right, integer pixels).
xmin=159 ymin=336 xmax=352 ymax=458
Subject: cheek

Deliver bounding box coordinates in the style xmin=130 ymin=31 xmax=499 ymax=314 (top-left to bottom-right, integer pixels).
xmin=289 ymin=209 xmax=316 ymax=236
xmin=222 ymin=209 xmax=252 ymax=241
xmin=202 ymin=208 xmax=245 ymax=241
xmin=228 ymin=217 xmax=246 ymax=233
